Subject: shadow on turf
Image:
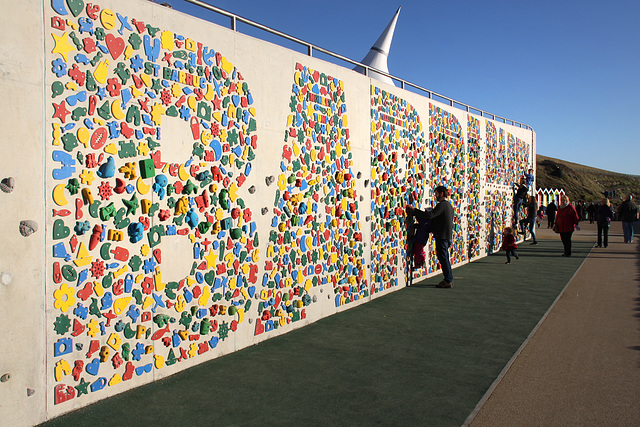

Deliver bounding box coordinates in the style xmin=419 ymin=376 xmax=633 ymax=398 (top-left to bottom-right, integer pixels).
xmin=407 ymin=283 xmax=440 ymax=288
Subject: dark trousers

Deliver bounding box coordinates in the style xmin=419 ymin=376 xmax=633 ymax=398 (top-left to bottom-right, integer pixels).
xmin=560 ymin=231 xmax=573 ymax=256
xmin=520 ymin=218 xmax=536 ymax=242
xmin=435 ymin=238 xmax=453 ymax=283
xmin=547 ymin=214 xmax=555 ymax=228
xmin=597 ymin=223 xmax=609 ymax=247
xmin=513 ymin=198 xmax=523 ymax=224
xmin=505 ymin=249 xmax=518 ymax=262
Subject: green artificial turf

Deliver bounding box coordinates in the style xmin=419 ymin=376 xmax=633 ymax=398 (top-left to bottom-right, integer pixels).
xmin=41 ymin=239 xmax=592 ymax=427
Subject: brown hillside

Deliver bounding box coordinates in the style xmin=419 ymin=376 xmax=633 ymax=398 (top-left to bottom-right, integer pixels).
xmin=536 ymin=155 xmax=640 ymax=203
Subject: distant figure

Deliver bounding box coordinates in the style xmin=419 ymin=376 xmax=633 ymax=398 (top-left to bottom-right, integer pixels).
xmin=575 ymin=201 xmax=584 ymax=222
xmin=406 ymin=185 xmax=454 ymax=288
xmin=556 ymin=195 xmax=580 ymax=257
xmin=501 ymin=227 xmax=518 ymax=264
xmin=512 ymin=177 xmax=528 ymax=228
xmin=586 ymin=202 xmax=596 ymax=224
xmin=536 ymin=205 xmax=544 ymax=227
xmin=521 ymin=195 xmax=538 ymax=244
xmin=596 ymin=198 xmax=614 ymax=248
xmin=546 ymin=200 xmax=557 ymax=228
xmin=617 ymin=194 xmax=638 ymax=243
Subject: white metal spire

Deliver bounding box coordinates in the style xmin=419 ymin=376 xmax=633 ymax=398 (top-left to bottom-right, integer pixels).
xmin=356 ymin=6 xmax=401 ymax=86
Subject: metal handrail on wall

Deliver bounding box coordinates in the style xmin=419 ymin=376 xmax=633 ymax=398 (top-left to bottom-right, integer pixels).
xmin=184 ymin=0 xmax=533 ymax=131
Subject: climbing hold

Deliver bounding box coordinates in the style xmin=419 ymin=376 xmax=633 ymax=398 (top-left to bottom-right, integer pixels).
xmin=1 ymin=272 xmax=12 ymax=286
xmin=0 ymin=177 xmax=14 ymax=193
xmin=19 ymin=220 xmax=38 ymax=237
xmin=97 ymin=156 xmax=116 ymax=178
xmin=139 ymin=158 xmax=155 ymax=179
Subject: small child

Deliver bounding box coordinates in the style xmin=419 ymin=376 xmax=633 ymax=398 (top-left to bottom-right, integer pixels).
xmin=501 ymin=227 xmax=519 ymax=264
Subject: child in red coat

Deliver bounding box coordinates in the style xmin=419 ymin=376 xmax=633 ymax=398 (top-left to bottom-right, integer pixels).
xmin=501 ymin=227 xmax=519 ymax=264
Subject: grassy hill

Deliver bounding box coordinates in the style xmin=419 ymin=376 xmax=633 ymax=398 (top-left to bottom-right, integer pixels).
xmin=536 ymin=154 xmax=640 ymax=203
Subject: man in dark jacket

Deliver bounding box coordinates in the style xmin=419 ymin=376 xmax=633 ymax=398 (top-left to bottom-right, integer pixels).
xmin=618 ymin=195 xmax=638 ymax=243
xmin=546 ymin=200 xmax=557 ymax=228
xmin=520 ymin=195 xmax=538 ymax=244
xmin=513 ymin=177 xmax=528 ymax=227
xmin=407 ymin=185 xmax=454 ymax=288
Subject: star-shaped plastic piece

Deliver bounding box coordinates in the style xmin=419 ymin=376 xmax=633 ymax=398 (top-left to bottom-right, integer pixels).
xmin=52 ymin=101 xmax=71 ymax=123
xmin=52 ymin=32 xmax=76 ymax=62
xmin=123 ymin=193 xmax=139 ymax=215
xmin=75 ymin=377 xmax=90 ymax=396
xmin=204 ymin=248 xmax=217 ymax=268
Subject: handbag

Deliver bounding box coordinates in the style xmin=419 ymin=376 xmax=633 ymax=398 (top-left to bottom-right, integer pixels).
xmin=552 ymin=223 xmax=560 ymax=233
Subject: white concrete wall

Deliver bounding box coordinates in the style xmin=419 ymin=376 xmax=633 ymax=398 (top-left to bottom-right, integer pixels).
xmin=0 ymin=0 xmax=47 ymax=425
xmin=0 ymin=0 xmax=535 ymax=424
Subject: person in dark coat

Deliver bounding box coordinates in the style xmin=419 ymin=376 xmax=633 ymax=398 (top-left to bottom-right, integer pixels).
xmin=512 ymin=177 xmax=528 ymax=227
xmin=596 ymin=198 xmax=614 ymax=248
xmin=520 ymin=195 xmax=538 ymax=244
xmin=617 ymin=194 xmax=638 ymax=243
xmin=587 ymin=202 xmax=597 ymax=224
xmin=407 ymin=185 xmax=454 ymax=288
xmin=500 ymin=226 xmax=518 ymax=264
xmin=546 ymin=200 xmax=557 ymax=228
xmin=555 ymin=195 xmax=580 ymax=257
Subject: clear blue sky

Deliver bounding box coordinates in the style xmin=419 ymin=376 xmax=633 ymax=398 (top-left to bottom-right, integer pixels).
xmin=166 ymin=0 xmax=639 ymax=175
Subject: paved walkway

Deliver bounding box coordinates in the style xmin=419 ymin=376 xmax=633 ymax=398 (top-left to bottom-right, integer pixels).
xmin=468 ymin=221 xmax=640 ymax=426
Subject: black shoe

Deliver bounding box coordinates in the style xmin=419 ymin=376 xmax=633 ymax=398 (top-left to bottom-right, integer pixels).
xmin=530 ymin=241 xmax=537 ymax=245
xmin=436 ymin=280 xmax=454 ymax=288
xmin=505 ymin=261 xmax=511 ymax=264
xmin=515 ymin=255 xmax=519 ymax=260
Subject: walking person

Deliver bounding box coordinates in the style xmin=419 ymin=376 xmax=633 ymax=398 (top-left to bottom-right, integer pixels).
xmin=407 ymin=185 xmax=455 ymax=288
xmin=617 ymin=194 xmax=638 ymax=243
xmin=501 ymin=227 xmax=518 ymax=264
xmin=555 ymin=195 xmax=580 ymax=257
xmin=546 ymin=200 xmax=557 ymax=228
xmin=587 ymin=202 xmax=596 ymax=224
xmin=596 ymin=198 xmax=614 ymax=248
xmin=536 ymin=206 xmax=544 ymax=228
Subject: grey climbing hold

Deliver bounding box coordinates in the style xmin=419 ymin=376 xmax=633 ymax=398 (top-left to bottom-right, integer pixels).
xmin=1 ymin=272 xmax=12 ymax=286
xmin=1 ymin=177 xmax=14 ymax=193
xmin=0 ymin=374 xmax=10 ymax=383
xmin=265 ymin=176 xmax=275 ymax=186
xmin=248 ymin=185 xmax=256 ymax=194
xmin=261 ymin=207 xmax=269 ymax=215
xmin=27 ymin=388 xmax=35 ymax=397
xmin=19 ymin=220 xmax=38 ymax=237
